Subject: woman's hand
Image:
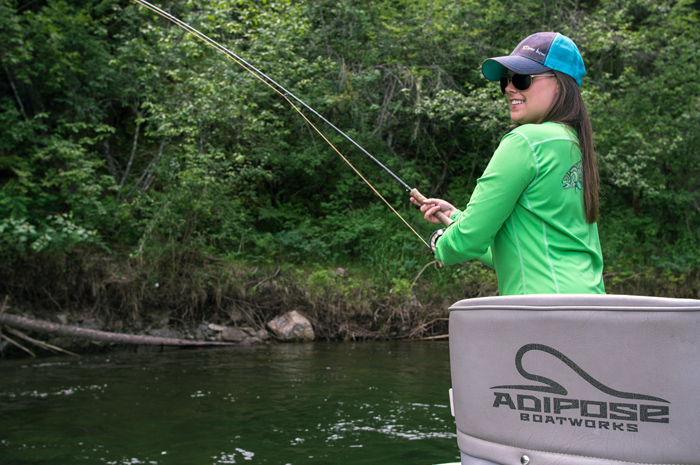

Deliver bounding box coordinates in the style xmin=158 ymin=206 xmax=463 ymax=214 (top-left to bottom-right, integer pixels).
xmin=410 ymin=197 xmax=457 ymax=224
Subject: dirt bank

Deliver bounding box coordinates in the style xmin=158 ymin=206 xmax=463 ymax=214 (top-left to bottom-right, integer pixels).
xmin=0 ymin=251 xmax=493 ymax=357
xmin=2 ymin=250 xmax=697 ymax=358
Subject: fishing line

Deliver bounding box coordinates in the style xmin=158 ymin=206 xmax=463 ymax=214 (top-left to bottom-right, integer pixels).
xmin=132 ymin=0 xmax=451 ymax=247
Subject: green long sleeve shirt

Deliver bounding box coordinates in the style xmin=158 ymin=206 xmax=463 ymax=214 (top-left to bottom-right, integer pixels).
xmin=435 ymin=122 xmax=605 ymax=295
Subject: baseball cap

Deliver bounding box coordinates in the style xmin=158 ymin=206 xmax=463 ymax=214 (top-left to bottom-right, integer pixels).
xmin=482 ymin=32 xmax=586 ymax=86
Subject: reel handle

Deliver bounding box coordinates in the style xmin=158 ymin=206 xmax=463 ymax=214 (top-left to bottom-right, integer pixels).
xmin=409 ymin=188 xmax=454 ymax=227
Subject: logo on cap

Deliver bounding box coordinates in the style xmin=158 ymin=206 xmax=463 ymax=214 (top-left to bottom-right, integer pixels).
xmin=522 ymin=45 xmax=546 ymax=58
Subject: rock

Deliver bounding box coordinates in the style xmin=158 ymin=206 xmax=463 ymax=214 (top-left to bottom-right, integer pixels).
xmin=201 ymin=323 xmax=271 ymax=344
xmin=266 ymin=310 xmax=315 ymax=342
xmin=333 ymin=267 xmax=346 ymax=277
xmin=255 ymin=328 xmax=270 ymax=341
xmin=208 ymin=323 xmax=227 ymax=332
xmin=220 ymin=327 xmax=248 ymax=343
xmin=208 ymin=325 xmax=268 ymax=344
xmin=195 ymin=323 xmax=213 ymax=341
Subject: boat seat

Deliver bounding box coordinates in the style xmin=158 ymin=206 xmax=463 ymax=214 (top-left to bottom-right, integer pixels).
xmin=448 ymin=294 xmax=700 ymax=465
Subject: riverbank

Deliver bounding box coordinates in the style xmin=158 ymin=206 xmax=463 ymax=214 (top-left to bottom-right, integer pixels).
xmin=1 ymin=250 xmax=698 ymax=357
xmin=0 ymin=250 xmax=496 ymax=356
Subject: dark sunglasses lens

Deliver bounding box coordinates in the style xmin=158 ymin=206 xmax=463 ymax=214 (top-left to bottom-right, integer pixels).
xmin=513 ymin=74 xmax=531 ymax=90
xmin=500 ymin=74 xmax=532 ymax=94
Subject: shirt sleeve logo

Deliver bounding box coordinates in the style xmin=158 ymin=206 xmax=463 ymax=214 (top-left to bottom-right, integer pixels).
xmin=562 ymin=161 xmax=583 ymax=193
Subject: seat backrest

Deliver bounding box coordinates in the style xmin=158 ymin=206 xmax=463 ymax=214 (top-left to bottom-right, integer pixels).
xmin=449 ymin=294 xmax=700 ymax=465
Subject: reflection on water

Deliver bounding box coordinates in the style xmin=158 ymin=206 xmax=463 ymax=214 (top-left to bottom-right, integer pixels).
xmin=0 ymin=341 xmax=458 ymax=465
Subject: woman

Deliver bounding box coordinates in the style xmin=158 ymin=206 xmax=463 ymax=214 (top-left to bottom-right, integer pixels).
xmin=412 ymin=32 xmax=604 ymax=295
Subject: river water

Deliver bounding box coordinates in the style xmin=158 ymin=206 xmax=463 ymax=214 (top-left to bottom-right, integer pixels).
xmin=0 ymin=341 xmax=459 ymax=464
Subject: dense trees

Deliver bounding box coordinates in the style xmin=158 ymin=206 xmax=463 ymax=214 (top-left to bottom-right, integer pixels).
xmin=1 ymin=0 xmax=699 ymax=319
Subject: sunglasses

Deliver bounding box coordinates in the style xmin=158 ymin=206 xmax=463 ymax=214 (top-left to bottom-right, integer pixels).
xmin=500 ymin=74 xmax=555 ymax=94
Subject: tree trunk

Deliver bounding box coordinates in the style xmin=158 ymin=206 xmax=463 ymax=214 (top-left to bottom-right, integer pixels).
xmin=0 ymin=313 xmax=238 ymax=347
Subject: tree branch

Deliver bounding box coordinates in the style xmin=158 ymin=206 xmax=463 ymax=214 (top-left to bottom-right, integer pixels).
xmin=3 ymin=65 xmax=28 ymax=121
xmin=6 ymin=327 xmax=78 ymax=356
xmin=118 ymin=114 xmax=142 ymax=199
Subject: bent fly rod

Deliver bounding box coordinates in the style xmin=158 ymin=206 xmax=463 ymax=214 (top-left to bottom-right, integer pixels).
xmin=132 ymin=0 xmax=453 ymax=247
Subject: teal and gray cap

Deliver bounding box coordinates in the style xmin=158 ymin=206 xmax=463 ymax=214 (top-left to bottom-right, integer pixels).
xmin=482 ymin=32 xmax=586 ymax=86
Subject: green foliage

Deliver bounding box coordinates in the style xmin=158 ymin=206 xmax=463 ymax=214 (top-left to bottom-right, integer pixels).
xmin=390 ymin=277 xmax=413 ymax=300
xmin=0 ymin=213 xmax=102 ymax=256
xmin=1 ymin=0 xmax=698 ymax=302
xmin=582 ymin=0 xmax=700 ymax=270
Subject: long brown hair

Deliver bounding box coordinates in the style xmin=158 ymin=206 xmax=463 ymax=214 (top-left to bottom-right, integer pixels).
xmin=541 ymin=71 xmax=599 ymax=224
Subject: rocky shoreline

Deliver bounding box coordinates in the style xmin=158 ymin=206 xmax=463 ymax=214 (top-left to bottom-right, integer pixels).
xmin=0 ymin=306 xmax=321 ymax=358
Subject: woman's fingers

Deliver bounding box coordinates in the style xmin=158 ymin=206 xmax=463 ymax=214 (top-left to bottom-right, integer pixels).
xmin=423 ymin=204 xmax=443 ymax=223
xmin=411 ymin=197 xmax=439 ymax=209
xmin=411 ymin=197 xmax=451 ymax=224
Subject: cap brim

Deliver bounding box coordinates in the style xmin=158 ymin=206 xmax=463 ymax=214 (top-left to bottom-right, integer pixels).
xmin=482 ymin=56 xmax=551 ymax=82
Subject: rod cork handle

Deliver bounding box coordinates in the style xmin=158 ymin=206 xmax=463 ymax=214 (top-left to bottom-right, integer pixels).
xmin=410 ymin=188 xmax=454 ymax=227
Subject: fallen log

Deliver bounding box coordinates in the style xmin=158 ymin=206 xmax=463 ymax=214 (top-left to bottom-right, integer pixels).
xmin=0 ymin=312 xmax=239 ymax=347
xmin=5 ymin=326 xmax=79 ymax=356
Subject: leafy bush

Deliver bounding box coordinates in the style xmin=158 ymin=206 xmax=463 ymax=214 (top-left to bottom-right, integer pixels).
xmin=1 ymin=0 xmax=699 ymax=318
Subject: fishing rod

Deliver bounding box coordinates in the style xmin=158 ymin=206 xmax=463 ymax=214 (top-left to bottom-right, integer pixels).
xmin=131 ymin=0 xmax=453 ymax=246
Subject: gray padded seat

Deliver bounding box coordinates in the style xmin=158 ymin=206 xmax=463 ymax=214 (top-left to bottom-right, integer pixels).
xmin=448 ymin=294 xmax=700 ymax=465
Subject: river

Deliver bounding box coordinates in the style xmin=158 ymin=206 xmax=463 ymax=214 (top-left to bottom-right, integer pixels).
xmin=0 ymin=341 xmax=459 ymax=464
